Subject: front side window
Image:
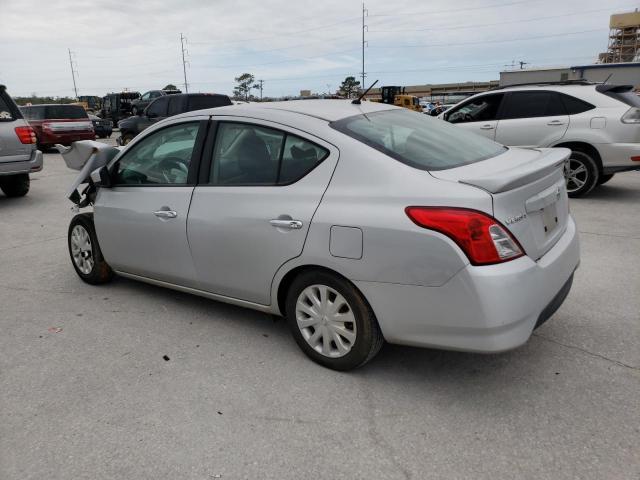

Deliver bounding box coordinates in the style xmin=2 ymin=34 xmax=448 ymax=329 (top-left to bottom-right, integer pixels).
xmin=141 ymin=92 xmax=150 ymax=101
xmin=113 ymin=122 xmax=199 ymax=185
xmin=210 ymin=122 xmax=328 ymax=185
xmin=500 ymin=91 xmax=565 ymax=119
xmin=446 ymin=94 xmax=504 ymax=123
xmin=147 ymin=98 xmax=168 ymax=117
xmin=331 ymin=109 xmax=506 ymax=171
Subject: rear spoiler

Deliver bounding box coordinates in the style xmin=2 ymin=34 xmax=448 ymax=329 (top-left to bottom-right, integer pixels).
xmin=459 ymin=148 xmax=570 ymax=193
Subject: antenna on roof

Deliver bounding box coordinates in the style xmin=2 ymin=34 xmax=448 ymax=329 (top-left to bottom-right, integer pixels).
xmin=352 ymin=79 xmax=378 ymax=105
xmin=602 ymin=73 xmax=613 ymax=85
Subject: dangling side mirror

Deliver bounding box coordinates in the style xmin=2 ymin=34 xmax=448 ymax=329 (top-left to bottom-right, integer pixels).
xmin=90 ymin=165 xmax=112 ymax=188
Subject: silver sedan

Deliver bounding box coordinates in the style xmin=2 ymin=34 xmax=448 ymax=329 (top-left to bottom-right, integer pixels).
xmin=64 ymin=100 xmax=580 ymax=370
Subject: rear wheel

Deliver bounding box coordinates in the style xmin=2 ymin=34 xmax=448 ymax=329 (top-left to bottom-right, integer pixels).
xmin=285 ymin=271 xmax=384 ymax=370
xmin=68 ymin=213 xmax=113 ymax=285
xmin=564 ymin=150 xmax=599 ymax=198
xmin=0 ymin=174 xmax=30 ymax=197
xmin=598 ymin=173 xmax=615 ymax=185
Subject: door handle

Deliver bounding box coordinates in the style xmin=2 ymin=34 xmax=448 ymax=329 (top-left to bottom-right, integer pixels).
xmin=270 ymin=219 xmax=303 ymax=230
xmin=480 ymin=124 xmax=495 ymax=130
xmin=547 ymin=120 xmax=565 ymax=126
xmin=154 ymin=209 xmax=177 ymax=219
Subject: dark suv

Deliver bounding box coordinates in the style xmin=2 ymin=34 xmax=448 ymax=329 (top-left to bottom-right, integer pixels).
xmin=117 ymin=93 xmax=232 ymax=145
xmin=131 ymin=89 xmax=181 ymax=115
xmin=0 ymin=85 xmax=42 ymax=197
xmin=20 ymin=104 xmax=95 ymax=151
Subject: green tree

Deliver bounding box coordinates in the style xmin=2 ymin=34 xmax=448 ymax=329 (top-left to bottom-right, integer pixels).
xmin=163 ymin=84 xmax=178 ymax=91
xmin=233 ymin=73 xmax=256 ymax=102
xmin=338 ymin=76 xmax=361 ymax=98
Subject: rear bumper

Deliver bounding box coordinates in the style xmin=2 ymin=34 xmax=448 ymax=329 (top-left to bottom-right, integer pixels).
xmin=595 ymin=143 xmax=640 ymax=173
xmin=355 ymin=216 xmax=580 ymax=353
xmin=0 ymin=149 xmax=43 ymax=176
xmin=40 ymin=131 xmax=96 ymax=145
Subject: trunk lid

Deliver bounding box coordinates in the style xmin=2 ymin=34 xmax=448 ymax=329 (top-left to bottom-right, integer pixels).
xmin=431 ymin=147 xmax=571 ymax=260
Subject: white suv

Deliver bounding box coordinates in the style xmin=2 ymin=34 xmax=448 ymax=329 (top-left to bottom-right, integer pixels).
xmin=440 ymin=82 xmax=640 ymax=197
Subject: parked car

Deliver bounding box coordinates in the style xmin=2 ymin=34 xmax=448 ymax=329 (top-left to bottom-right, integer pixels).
xmin=101 ymin=92 xmax=141 ymax=126
xmin=62 ymin=100 xmax=579 ymax=370
xmin=19 ymin=104 xmax=95 ymax=151
xmin=440 ymin=82 xmax=640 ymax=197
xmin=89 ymin=114 xmax=113 ymax=138
xmin=0 ymin=85 xmax=42 ymax=197
xmin=131 ymin=89 xmax=181 ymax=116
xmin=117 ymin=93 xmax=232 ymax=145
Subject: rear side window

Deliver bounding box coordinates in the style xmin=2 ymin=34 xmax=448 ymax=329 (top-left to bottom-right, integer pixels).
xmin=332 ymin=109 xmax=506 ymax=171
xmin=559 ymin=93 xmax=595 ymax=115
xmin=500 ymin=91 xmax=566 ymax=119
xmin=210 ymin=122 xmax=328 ymax=185
xmin=44 ymin=105 xmax=88 ymax=119
xmin=187 ymin=95 xmax=232 ymax=111
xmin=0 ymin=90 xmax=21 ymax=121
xmin=446 ymin=94 xmax=504 ymax=123
xmin=20 ymin=106 xmax=45 ymax=120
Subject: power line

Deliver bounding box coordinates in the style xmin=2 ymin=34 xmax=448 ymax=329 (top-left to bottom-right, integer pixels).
xmin=368 ymin=0 xmax=544 ymax=18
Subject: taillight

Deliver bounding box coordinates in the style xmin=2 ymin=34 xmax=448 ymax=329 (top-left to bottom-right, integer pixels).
xmin=621 ymin=107 xmax=640 ymax=124
xmin=14 ymin=126 xmax=37 ymax=144
xmin=405 ymin=207 xmax=524 ymax=266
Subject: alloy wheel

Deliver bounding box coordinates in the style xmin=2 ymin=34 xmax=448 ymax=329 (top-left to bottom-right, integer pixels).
xmin=564 ymin=154 xmax=590 ymax=194
xmin=295 ymin=284 xmax=357 ymax=358
xmin=70 ymin=225 xmax=94 ymax=275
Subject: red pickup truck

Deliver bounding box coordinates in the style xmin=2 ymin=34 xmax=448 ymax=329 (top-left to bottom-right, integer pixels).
xmin=20 ymin=104 xmax=95 ymax=150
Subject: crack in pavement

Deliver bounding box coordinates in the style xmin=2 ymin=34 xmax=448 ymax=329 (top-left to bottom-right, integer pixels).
xmin=0 ymin=235 xmax=66 ymax=253
xmin=533 ymin=333 xmax=639 ymax=372
xmin=578 ymin=231 xmax=640 ymax=241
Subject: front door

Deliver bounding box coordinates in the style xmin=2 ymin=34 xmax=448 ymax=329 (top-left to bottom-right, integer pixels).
xmin=94 ymin=119 xmax=206 ymax=286
xmin=444 ymin=93 xmax=504 ymax=140
xmin=187 ymin=120 xmax=338 ymax=305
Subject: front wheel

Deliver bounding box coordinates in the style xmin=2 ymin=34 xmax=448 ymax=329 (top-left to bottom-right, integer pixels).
xmin=0 ymin=174 xmax=30 ymax=197
xmin=285 ymin=271 xmax=384 ymax=370
xmin=68 ymin=213 xmax=113 ymax=285
xmin=564 ymin=150 xmax=599 ymax=198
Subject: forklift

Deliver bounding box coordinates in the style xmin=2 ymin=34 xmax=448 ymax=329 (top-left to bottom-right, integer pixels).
xmin=372 ymin=86 xmax=423 ymax=112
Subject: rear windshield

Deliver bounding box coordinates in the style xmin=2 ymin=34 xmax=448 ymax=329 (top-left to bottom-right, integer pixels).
xmin=44 ymin=105 xmax=88 ymax=119
xmin=187 ymin=95 xmax=232 ymax=111
xmin=330 ymin=109 xmax=507 ymax=171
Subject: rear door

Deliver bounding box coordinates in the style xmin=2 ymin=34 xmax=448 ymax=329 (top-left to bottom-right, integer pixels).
xmin=0 ymin=88 xmax=32 ymax=163
xmin=495 ymin=91 xmax=569 ymax=147
xmin=444 ymin=93 xmax=504 ymax=140
xmin=187 ymin=118 xmax=338 ymax=305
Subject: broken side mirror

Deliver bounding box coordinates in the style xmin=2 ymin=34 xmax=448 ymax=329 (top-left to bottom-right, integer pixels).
xmin=90 ymin=165 xmax=112 ymax=188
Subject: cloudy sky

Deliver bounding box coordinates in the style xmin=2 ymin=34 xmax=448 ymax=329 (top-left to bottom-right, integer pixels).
xmin=0 ymin=0 xmax=634 ymax=98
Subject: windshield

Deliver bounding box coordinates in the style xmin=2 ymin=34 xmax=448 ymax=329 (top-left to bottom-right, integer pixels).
xmin=330 ymin=109 xmax=506 ymax=171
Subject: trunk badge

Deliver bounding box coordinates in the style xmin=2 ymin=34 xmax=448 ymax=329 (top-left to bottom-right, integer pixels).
xmin=505 ymin=213 xmax=527 ymax=225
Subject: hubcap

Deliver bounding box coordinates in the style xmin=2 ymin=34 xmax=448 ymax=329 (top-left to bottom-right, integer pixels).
xmin=70 ymin=225 xmax=94 ymax=275
xmin=295 ymin=285 xmax=357 ymax=358
xmin=564 ymin=155 xmax=590 ymax=193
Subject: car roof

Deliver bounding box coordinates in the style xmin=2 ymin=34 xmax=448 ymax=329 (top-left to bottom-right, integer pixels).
xmin=181 ymin=99 xmax=397 ymax=122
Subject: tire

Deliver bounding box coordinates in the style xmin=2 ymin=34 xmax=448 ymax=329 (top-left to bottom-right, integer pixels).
xmin=598 ymin=173 xmax=615 ymax=185
xmin=121 ymin=133 xmax=135 ymax=145
xmin=0 ymin=174 xmax=30 ymax=197
xmin=285 ymin=270 xmax=384 ymax=371
xmin=564 ymin=149 xmax=599 ymax=198
xmin=68 ymin=213 xmax=113 ymax=285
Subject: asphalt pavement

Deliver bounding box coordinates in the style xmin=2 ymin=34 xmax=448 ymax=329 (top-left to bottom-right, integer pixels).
xmin=1 ymin=140 xmax=638 ymax=479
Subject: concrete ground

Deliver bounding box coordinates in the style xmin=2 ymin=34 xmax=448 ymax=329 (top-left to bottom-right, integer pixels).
xmin=1 ymin=141 xmax=638 ymax=480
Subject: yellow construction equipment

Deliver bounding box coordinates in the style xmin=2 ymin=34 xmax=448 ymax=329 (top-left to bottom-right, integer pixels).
xmin=370 ymin=86 xmax=423 ymax=112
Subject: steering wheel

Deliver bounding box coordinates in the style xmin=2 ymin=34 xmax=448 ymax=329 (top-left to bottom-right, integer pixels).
xmin=464 ymin=113 xmax=474 ymax=122
xmin=157 ymin=156 xmax=189 ymax=183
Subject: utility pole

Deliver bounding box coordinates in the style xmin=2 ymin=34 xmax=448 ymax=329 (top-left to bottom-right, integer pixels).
xmin=256 ymin=79 xmax=264 ymax=101
xmin=180 ymin=33 xmax=189 ymax=93
xmin=68 ymin=48 xmax=78 ymax=98
xmin=361 ymin=3 xmax=368 ymax=91
xmin=519 ymin=61 xmax=529 ymax=69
